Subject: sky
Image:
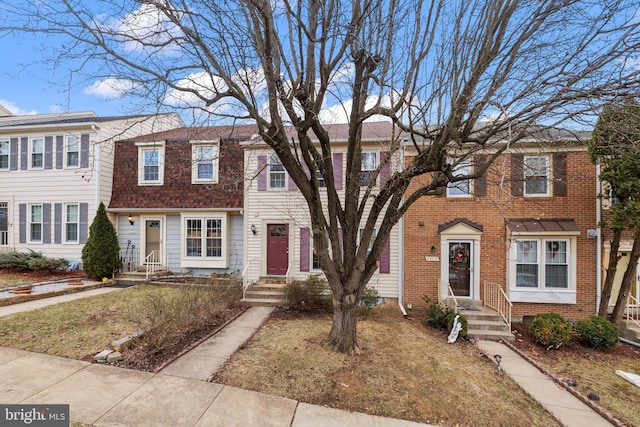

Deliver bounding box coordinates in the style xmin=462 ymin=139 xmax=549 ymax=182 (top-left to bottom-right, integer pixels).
xmin=0 ymin=30 xmax=131 ymax=117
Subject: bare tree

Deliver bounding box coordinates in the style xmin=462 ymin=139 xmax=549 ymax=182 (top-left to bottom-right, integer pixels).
xmin=2 ymin=0 xmax=640 ymax=353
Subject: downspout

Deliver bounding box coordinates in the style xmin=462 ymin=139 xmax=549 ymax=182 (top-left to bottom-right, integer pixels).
xmin=398 ymin=143 xmax=408 ymax=318
xmin=92 ymin=124 xmax=100 ymax=211
xmin=596 ymin=162 xmax=602 ymax=314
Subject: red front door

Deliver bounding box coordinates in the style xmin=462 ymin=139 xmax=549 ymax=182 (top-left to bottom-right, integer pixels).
xmin=267 ymin=224 xmax=289 ymax=275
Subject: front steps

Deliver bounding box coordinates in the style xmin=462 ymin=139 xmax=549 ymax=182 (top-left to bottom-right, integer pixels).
xmin=458 ymin=303 xmax=514 ymax=341
xmin=620 ymin=321 xmax=640 ymax=343
xmin=114 ymin=269 xmax=166 ymax=286
xmin=242 ymin=277 xmax=288 ymax=307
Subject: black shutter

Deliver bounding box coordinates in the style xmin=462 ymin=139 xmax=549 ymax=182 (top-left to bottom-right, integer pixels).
xmin=553 ymin=153 xmax=567 ymax=197
xmin=511 ymin=154 xmax=524 ymax=197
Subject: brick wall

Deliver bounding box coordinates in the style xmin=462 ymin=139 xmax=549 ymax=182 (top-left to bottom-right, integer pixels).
xmin=403 ymin=149 xmax=598 ymax=321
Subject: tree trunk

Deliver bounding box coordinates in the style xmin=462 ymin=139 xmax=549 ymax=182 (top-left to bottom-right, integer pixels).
xmin=610 ymin=228 xmax=640 ymax=325
xmin=328 ymin=294 xmax=360 ymax=354
xmin=598 ymin=229 xmax=622 ymax=317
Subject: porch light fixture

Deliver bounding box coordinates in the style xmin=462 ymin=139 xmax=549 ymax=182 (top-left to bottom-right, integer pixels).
xmin=251 ymin=224 xmax=256 ymax=235
xmin=128 ymin=214 xmax=135 ymax=225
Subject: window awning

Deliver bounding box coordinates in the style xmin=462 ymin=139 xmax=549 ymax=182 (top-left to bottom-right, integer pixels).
xmin=507 ymin=219 xmax=580 ymax=234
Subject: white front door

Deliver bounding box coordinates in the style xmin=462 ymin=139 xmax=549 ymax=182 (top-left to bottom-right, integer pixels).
xmin=143 ymin=218 xmax=163 ymax=265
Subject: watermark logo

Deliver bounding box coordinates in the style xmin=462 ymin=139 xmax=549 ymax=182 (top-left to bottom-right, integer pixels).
xmin=0 ymin=405 xmax=68 ymax=426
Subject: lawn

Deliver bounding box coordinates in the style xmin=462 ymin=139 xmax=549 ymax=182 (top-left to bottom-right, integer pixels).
xmin=0 ymin=285 xmax=178 ymax=360
xmin=213 ymin=304 xmax=560 ymax=427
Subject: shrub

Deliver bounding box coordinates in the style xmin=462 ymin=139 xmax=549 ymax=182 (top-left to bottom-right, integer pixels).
xmin=286 ymin=275 xmax=330 ymax=311
xmin=81 ymin=202 xmax=121 ymax=280
xmin=422 ymin=296 xmax=467 ymax=337
xmin=0 ymin=249 xmax=69 ymax=272
xmin=358 ymin=286 xmax=380 ymax=316
xmin=529 ymin=312 xmax=573 ymax=349
xmin=576 ymin=315 xmax=619 ymax=350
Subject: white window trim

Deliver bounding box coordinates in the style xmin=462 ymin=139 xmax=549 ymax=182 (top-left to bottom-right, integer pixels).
xmin=508 ymin=235 xmax=577 ymax=304
xmin=180 ymin=213 xmax=229 ymax=268
xmin=29 ymin=203 xmax=43 ymax=243
xmin=65 ymin=135 xmax=80 ymax=169
xmin=360 ymin=151 xmax=377 ymax=187
xmin=191 ymin=139 xmax=220 ymax=184
xmin=447 ymin=159 xmax=473 ymax=197
xmin=268 ymin=154 xmax=286 ymax=190
xmin=0 ymin=139 xmax=9 ymax=170
xmin=30 ymin=137 xmax=44 ymax=170
xmin=136 ymin=142 xmax=165 ymax=186
xmin=64 ymin=203 xmax=79 ymax=243
xmin=524 ymin=155 xmax=550 ymax=197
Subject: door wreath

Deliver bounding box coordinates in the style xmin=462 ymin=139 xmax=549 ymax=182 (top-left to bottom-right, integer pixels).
xmin=451 ymin=244 xmax=469 ymax=263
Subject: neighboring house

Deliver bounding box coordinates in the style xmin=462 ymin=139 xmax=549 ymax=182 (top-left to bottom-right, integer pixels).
xmin=403 ymin=129 xmax=599 ymax=321
xmin=241 ymin=122 xmax=403 ymax=299
xmin=108 ymin=126 xmax=256 ymax=276
xmin=0 ymin=106 xmax=183 ymax=264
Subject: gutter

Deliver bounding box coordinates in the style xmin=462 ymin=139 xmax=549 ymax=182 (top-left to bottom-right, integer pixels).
xmin=595 ymin=163 xmax=602 ymax=313
xmin=620 ymin=337 xmax=640 ymax=348
xmin=398 ymin=146 xmax=408 ymax=319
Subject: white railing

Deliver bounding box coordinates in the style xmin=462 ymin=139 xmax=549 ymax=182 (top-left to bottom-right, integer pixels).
xmin=484 ymin=280 xmax=512 ymax=332
xmin=444 ymin=282 xmax=459 ymax=314
xmin=285 ymin=261 xmax=294 ymax=285
xmin=625 ymin=294 xmax=640 ymax=328
xmin=145 ymin=250 xmax=162 ymax=280
xmin=119 ymin=248 xmax=140 ymax=272
xmin=242 ymin=260 xmax=252 ymax=298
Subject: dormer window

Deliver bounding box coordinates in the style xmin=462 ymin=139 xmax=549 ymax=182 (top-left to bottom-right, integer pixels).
xmin=136 ymin=142 xmax=165 ymax=185
xmin=191 ymin=140 xmax=219 ymax=183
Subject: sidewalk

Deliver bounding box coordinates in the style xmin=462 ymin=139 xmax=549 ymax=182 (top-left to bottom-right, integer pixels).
xmin=477 ymin=340 xmax=614 ymax=427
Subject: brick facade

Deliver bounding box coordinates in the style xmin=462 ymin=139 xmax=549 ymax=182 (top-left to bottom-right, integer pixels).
xmin=403 ymin=147 xmax=598 ymax=321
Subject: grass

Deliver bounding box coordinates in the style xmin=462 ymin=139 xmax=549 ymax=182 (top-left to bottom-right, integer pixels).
xmin=0 ymin=285 xmax=178 ymax=359
xmin=213 ymin=304 xmax=560 ymax=427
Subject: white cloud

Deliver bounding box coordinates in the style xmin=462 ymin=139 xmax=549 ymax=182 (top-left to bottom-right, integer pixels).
xmin=113 ymin=4 xmax=182 ymax=55
xmin=0 ymin=100 xmax=38 ymax=115
xmin=83 ymin=78 xmax=140 ymax=99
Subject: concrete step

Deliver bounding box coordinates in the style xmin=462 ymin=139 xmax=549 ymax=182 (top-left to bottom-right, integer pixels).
xmin=620 ymin=323 xmax=640 ymax=342
xmin=241 ymin=297 xmax=287 ymax=307
xmin=467 ymin=328 xmax=515 ymax=341
xmin=244 ymin=290 xmax=287 ymax=299
xmin=249 ymin=283 xmax=288 ymax=292
xmin=467 ymin=319 xmax=511 ymax=332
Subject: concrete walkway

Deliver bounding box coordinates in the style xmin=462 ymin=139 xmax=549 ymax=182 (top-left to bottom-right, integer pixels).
xmin=159 ymin=306 xmax=274 ymax=381
xmin=477 ymin=340 xmax=615 ymax=427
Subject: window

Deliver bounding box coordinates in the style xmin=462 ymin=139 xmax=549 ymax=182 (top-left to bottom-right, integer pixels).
xmin=515 ymin=239 xmax=568 ymax=289
xmin=447 ymin=159 xmax=472 ymax=197
xmin=0 ymin=202 xmax=8 ymax=246
xmin=0 ymin=140 xmax=8 ymax=170
xmin=137 ymin=143 xmax=165 ymax=185
xmin=315 ymin=160 xmax=326 ymax=188
xmin=192 ymin=142 xmax=219 ymax=183
xmin=360 ymin=152 xmax=377 ymax=187
xmin=359 ymin=227 xmax=377 ymax=257
xmin=29 ymin=204 xmax=43 ymax=242
xmin=269 ymin=155 xmax=286 ymax=189
xmin=183 ymin=215 xmax=226 ymax=267
xmin=30 ymin=137 xmax=44 ymax=169
xmin=65 ymin=203 xmax=79 ymax=242
xmin=66 ymin=135 xmax=80 ymax=167
xmin=524 ymin=156 xmax=549 ymax=196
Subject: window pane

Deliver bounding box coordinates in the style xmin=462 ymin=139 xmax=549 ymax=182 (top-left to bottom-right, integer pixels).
xmin=516 ymin=241 xmax=537 ymax=263
xmin=516 ymin=264 xmax=538 ymax=287
xmin=545 ymin=265 xmax=568 ymax=288
xmin=0 ymin=156 xmax=7 ymax=169
xmin=269 ymin=155 xmax=285 ymax=188
xmin=360 ymin=153 xmax=377 ymax=186
xmin=67 ymin=136 xmax=80 ymax=167
xmin=31 ymin=224 xmax=42 ymax=241
xmin=0 ymin=141 xmax=8 ymax=155
xmin=206 ymin=239 xmax=222 ymax=257
xmin=66 ymin=224 xmax=78 ymax=241
xmin=186 ymin=219 xmax=202 ymax=256
xmin=545 ymin=241 xmax=567 ymax=264
xmin=144 ymin=150 xmax=159 ymax=181
xmin=66 ymin=205 xmax=78 ymax=222
xmin=198 ymin=163 xmax=214 ymax=179
xmin=31 ymin=205 xmax=42 ymax=222
xmin=524 ymin=157 xmax=548 ymax=195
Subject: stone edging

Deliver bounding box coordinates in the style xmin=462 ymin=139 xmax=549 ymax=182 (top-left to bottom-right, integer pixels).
xmin=499 ymin=339 xmax=626 ymax=427
xmin=153 ymin=305 xmax=251 ymax=373
xmin=0 ymin=280 xmax=112 ymax=307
